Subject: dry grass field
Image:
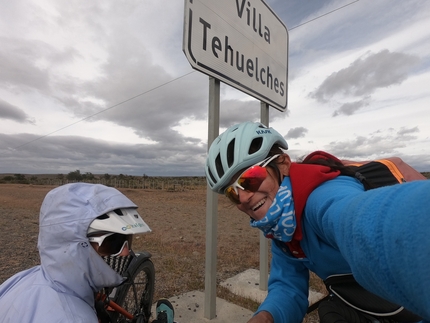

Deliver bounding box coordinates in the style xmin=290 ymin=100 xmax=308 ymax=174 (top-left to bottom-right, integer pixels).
xmin=0 ymin=184 xmax=324 ymax=321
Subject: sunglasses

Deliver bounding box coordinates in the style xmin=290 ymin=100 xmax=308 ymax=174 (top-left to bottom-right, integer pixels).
xmin=88 ymin=233 xmax=132 ymax=256
xmin=224 ymin=154 xmax=280 ymax=204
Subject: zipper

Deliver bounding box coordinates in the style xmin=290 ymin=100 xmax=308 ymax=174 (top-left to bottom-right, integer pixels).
xmin=376 ymin=159 xmax=405 ymax=183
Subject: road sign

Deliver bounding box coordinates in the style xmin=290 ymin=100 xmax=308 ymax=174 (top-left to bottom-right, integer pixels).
xmin=183 ymin=0 xmax=289 ymax=111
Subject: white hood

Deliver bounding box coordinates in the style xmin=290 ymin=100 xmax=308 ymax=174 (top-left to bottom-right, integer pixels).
xmin=37 ymin=183 xmax=138 ymax=305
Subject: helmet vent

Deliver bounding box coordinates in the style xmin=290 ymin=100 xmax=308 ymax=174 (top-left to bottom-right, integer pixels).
xmin=226 ymin=139 xmax=235 ymax=167
xmin=97 ymin=214 xmax=109 ymax=220
xmin=113 ymin=209 xmax=124 ymax=216
xmin=249 ymin=137 xmax=263 ymax=154
xmin=215 ymin=154 xmax=224 ymax=178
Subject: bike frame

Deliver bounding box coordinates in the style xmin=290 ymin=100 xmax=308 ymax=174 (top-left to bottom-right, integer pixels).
xmin=97 ymin=292 xmax=135 ymax=320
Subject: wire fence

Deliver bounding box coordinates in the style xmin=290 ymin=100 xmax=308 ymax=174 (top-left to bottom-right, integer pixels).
xmin=0 ymin=175 xmax=208 ymax=191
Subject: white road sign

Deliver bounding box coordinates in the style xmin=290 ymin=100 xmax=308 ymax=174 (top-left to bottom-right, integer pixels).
xmin=183 ymin=0 xmax=289 ymax=111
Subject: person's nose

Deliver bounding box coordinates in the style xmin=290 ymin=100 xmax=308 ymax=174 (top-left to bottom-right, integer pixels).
xmin=238 ymin=188 xmax=254 ymax=204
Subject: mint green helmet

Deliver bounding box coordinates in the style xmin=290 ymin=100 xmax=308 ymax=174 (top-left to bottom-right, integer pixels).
xmin=205 ymin=122 xmax=288 ymax=194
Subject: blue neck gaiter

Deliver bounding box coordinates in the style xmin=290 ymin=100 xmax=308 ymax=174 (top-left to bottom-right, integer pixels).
xmin=250 ymin=177 xmax=296 ymax=242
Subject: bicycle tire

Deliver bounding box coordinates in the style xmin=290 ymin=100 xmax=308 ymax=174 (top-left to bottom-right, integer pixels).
xmin=111 ymin=252 xmax=155 ymax=323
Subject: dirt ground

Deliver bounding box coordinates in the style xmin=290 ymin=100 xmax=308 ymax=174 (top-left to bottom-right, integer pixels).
xmin=0 ymin=184 xmax=323 ymax=321
xmin=0 ymin=184 xmax=263 ymax=293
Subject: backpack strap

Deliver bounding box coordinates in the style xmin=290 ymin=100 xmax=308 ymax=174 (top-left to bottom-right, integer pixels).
xmin=354 ymin=161 xmax=401 ymax=188
xmin=343 ymin=157 xmax=427 ymax=183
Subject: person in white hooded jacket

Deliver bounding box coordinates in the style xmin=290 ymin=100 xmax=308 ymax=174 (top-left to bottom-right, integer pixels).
xmin=0 ymin=183 xmax=151 ymax=323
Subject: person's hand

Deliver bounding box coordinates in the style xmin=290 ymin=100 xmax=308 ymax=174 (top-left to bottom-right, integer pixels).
xmin=247 ymin=311 xmax=274 ymax=323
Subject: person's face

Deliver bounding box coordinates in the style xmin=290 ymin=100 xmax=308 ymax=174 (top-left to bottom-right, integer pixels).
xmin=89 ymin=233 xmax=131 ymax=257
xmin=91 ymin=241 xmax=130 ymax=257
xmin=230 ymin=154 xmax=291 ymax=221
xmin=235 ymin=166 xmax=279 ymax=220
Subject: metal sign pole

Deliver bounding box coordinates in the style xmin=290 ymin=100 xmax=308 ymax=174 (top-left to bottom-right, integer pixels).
xmin=184 ymin=0 xmax=288 ymax=316
xmin=259 ymin=102 xmax=270 ymax=291
xmin=204 ymin=77 xmax=220 ymax=319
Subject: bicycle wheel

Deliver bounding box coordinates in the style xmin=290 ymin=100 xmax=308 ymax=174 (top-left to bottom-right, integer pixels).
xmin=111 ymin=252 xmax=155 ymax=323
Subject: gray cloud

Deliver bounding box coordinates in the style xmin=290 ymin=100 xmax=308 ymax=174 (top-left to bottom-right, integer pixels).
xmin=0 ymin=99 xmax=33 ymax=123
xmin=332 ymin=98 xmax=370 ymax=117
xmin=395 ymin=126 xmax=419 ymax=141
xmin=219 ymin=100 xmax=261 ymax=128
xmin=216 ymin=99 xmax=289 ymax=130
xmin=288 ymin=143 xmax=430 ymax=172
xmin=285 ymin=127 xmax=308 ymax=139
xmin=397 ymin=126 xmax=419 ymax=136
xmin=0 ymin=133 xmax=206 ymax=176
xmin=326 ymin=135 xmax=405 ymax=158
xmin=310 ymin=50 xmax=420 ymax=102
xmin=0 ymin=38 xmax=53 ymax=94
xmin=322 ymin=126 xmax=421 ymax=161
xmin=396 ymin=153 xmax=430 ymax=172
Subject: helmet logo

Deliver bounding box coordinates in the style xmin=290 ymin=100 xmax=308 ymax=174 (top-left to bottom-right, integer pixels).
xmin=256 ymin=129 xmax=272 ymax=134
xmin=122 ymin=222 xmax=145 ymax=231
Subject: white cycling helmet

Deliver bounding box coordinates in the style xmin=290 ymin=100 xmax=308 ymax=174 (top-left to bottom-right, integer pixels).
xmin=87 ymin=207 xmax=151 ymax=236
xmin=88 ymin=207 xmax=151 ymax=276
xmin=205 ymin=121 xmax=288 ymax=194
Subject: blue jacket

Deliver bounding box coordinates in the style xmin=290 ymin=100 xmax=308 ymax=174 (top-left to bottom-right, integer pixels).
xmin=256 ymin=176 xmax=430 ymax=323
xmin=0 ymin=183 xmax=137 ymax=323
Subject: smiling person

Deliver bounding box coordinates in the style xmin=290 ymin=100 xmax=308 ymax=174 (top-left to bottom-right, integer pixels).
xmin=205 ymin=121 xmax=430 ymax=323
xmin=0 ymin=183 xmax=151 ymax=323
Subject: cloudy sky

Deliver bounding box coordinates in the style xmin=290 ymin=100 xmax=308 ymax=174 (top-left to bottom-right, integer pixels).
xmin=1 ymin=0 xmax=429 ymax=176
